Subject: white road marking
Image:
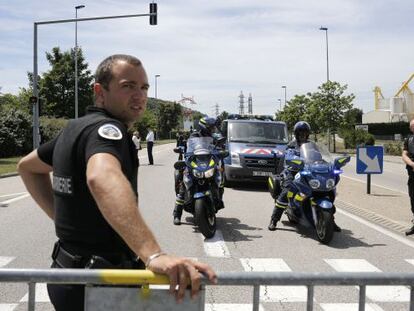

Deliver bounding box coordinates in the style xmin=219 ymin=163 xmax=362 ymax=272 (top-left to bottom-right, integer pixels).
xmin=240 ymin=258 xmax=308 ymax=302
xmin=341 ymin=175 xmax=407 ymax=195
xmin=203 ymin=230 xmax=231 ymax=258
xmin=405 ymin=259 xmax=414 ymax=266
xmin=205 ymin=304 xmax=265 ymax=311
xmin=0 ymin=194 xmax=30 ymax=205
xmin=20 ymin=283 xmax=50 ymax=302
xmin=0 ymin=305 xmax=17 ymax=311
xmin=336 ymin=208 xmax=414 ymax=249
xmin=0 ymin=192 xmax=27 ymax=199
xmin=320 ymin=303 xmax=384 ymax=311
xmin=0 ymin=257 xmax=15 ymax=268
xmin=325 ymin=259 xmax=410 ymax=302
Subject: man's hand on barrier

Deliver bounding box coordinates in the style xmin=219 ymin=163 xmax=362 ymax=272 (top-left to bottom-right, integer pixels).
xmin=147 ymin=254 xmax=217 ymax=302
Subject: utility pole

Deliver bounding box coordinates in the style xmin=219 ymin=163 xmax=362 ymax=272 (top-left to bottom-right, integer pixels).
xmin=248 ymin=93 xmax=253 ymax=115
xmin=239 ymin=91 xmax=245 ymax=115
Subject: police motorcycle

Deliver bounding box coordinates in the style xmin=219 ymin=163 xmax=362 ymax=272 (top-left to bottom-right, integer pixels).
xmin=268 ymin=141 xmax=350 ymax=244
xmin=173 ymin=135 xmax=228 ymax=238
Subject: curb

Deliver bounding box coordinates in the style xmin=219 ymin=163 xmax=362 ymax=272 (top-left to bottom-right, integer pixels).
xmin=0 ymin=172 xmax=18 ymax=179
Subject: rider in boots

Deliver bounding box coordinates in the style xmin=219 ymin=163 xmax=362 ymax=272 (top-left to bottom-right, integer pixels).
xmin=267 ymin=121 xmax=342 ymax=232
xmin=173 ymin=117 xmax=225 ymax=225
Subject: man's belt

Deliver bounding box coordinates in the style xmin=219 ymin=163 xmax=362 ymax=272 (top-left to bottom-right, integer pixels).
xmin=51 ymin=241 xmax=144 ymax=269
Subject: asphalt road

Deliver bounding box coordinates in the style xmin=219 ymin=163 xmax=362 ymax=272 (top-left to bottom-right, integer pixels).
xmin=0 ymin=144 xmax=413 ymax=311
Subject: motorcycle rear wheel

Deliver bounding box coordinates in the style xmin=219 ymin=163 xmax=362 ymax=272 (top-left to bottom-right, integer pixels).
xmin=316 ymin=210 xmax=334 ymax=244
xmin=195 ymin=199 xmax=216 ymax=239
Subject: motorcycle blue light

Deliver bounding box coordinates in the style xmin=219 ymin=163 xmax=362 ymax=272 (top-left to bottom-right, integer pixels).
xmin=300 ymin=170 xmax=311 ymax=176
xmin=333 ymin=169 xmax=343 ymax=175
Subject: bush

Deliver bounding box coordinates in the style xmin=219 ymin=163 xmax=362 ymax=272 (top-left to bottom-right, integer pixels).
xmin=40 ymin=117 xmax=68 ymax=143
xmin=0 ymin=108 xmax=32 ymax=157
xmin=342 ymin=129 xmax=375 ymax=148
xmin=383 ymin=142 xmax=403 ymax=156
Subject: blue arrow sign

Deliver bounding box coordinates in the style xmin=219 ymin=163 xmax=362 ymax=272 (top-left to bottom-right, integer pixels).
xmin=356 ymin=146 xmax=383 ymax=174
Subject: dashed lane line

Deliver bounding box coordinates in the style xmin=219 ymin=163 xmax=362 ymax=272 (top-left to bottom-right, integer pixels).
xmin=0 ymin=192 xmax=27 ymax=199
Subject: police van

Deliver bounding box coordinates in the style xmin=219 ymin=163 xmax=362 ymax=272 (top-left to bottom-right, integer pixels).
xmin=221 ymin=115 xmax=288 ymax=185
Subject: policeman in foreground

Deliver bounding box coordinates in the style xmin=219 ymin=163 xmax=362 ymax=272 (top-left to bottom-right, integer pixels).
xmin=402 ymin=119 xmax=414 ymax=235
xmin=173 ymin=117 xmax=225 ymax=225
xmin=267 ymin=121 xmax=342 ymax=232
xmin=18 ymin=54 xmax=217 ymax=310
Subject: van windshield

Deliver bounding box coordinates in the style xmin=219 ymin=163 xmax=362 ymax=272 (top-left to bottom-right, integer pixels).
xmin=228 ymin=122 xmax=288 ymax=144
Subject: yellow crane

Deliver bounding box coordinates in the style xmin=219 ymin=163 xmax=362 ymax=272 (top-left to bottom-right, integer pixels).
xmin=395 ymin=73 xmax=414 ymax=97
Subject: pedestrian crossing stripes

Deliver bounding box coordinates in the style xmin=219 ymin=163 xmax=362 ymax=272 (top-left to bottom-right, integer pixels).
xmin=0 ymin=305 xmax=18 ymax=311
xmin=205 ymin=304 xmax=265 ymax=311
xmin=241 ymin=258 xmax=308 ymax=302
xmin=320 ymin=303 xmax=384 ymax=311
xmin=324 ymin=259 xmax=410 ymax=302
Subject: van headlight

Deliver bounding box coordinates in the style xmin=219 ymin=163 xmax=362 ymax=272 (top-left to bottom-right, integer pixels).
xmin=308 ymin=179 xmax=320 ymax=189
xmin=231 ymin=152 xmax=240 ymax=166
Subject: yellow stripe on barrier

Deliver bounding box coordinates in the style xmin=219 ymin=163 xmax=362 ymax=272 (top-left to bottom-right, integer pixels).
xmin=99 ymin=269 xmax=170 ymax=285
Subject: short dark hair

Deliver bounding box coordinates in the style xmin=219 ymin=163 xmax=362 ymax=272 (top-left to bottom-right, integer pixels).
xmin=95 ymin=54 xmax=142 ymax=90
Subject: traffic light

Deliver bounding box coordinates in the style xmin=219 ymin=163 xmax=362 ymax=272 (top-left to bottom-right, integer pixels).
xmin=149 ymin=3 xmax=157 ymax=25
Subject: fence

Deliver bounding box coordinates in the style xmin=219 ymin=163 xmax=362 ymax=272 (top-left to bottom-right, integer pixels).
xmin=1 ymin=268 xmax=414 ymax=311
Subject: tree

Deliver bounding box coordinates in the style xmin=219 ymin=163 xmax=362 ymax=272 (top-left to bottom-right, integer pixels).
xmin=0 ymin=107 xmax=32 ymax=156
xmin=157 ymin=102 xmax=182 ymax=138
xmin=342 ymin=107 xmax=363 ymax=129
xmin=307 ymin=81 xmax=355 ymax=134
xmin=276 ymin=95 xmax=309 ymax=131
xmin=39 ymin=47 xmax=94 ymax=118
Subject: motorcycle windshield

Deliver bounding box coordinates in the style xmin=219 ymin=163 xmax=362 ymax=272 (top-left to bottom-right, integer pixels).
xmin=300 ymin=142 xmax=333 ymax=164
xmin=187 ymin=137 xmax=214 ymax=155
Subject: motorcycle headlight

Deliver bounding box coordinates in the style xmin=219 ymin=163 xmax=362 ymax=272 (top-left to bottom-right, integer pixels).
xmin=326 ymin=178 xmax=335 ymax=189
xmin=204 ymin=167 xmax=215 ymax=178
xmin=308 ymin=179 xmax=320 ymax=189
xmin=193 ymin=169 xmax=204 ymax=178
xmin=231 ymin=152 xmax=240 ymax=166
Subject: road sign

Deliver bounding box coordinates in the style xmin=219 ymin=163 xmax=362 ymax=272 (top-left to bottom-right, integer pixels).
xmin=356 ymin=146 xmax=383 ymax=174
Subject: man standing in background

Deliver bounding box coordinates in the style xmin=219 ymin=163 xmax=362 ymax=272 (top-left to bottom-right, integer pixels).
xmin=146 ymin=128 xmax=154 ymax=165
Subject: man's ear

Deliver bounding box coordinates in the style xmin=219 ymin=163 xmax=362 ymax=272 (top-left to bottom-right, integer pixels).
xmin=94 ymin=83 xmax=104 ymax=104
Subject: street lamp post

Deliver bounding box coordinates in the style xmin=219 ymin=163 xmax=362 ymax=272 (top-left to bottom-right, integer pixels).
xmin=319 ymin=26 xmax=329 ymax=82
xmin=278 ymin=98 xmax=282 ymax=111
xmin=320 ymin=26 xmax=334 ymax=151
xmin=154 ymin=74 xmax=160 ymax=99
xmin=281 ymin=85 xmax=287 ymax=105
xmin=31 ymin=5 xmax=158 ymax=148
xmin=75 ymin=5 xmax=85 ymax=119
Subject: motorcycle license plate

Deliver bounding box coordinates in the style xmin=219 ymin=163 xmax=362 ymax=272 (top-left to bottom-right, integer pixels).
xmin=252 ymin=171 xmax=273 ymax=177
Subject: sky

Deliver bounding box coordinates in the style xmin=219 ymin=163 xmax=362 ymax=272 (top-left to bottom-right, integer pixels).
xmin=0 ymin=0 xmax=413 ymax=116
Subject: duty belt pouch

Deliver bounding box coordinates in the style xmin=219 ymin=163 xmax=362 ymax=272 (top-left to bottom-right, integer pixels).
xmin=52 ymin=241 xmax=83 ymax=268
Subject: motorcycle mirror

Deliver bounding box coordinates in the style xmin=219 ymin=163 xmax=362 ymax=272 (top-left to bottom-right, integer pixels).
xmin=220 ymin=150 xmax=229 ymax=158
xmin=285 ymin=158 xmax=304 ymax=171
xmin=174 ymin=161 xmax=186 ymax=170
xmin=334 ymin=155 xmax=350 ymax=169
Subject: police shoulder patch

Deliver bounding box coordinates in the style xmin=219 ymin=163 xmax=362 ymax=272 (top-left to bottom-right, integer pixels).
xmin=98 ymin=123 xmax=123 ymax=140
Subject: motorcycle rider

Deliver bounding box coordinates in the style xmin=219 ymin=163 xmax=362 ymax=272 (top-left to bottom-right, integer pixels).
xmin=173 ymin=117 xmax=225 ymax=225
xmin=268 ymin=121 xmax=342 ymax=232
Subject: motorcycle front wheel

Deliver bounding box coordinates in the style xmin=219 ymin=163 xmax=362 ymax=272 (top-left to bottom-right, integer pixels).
xmin=316 ymin=210 xmax=334 ymax=244
xmin=194 ymin=199 xmax=216 ymax=238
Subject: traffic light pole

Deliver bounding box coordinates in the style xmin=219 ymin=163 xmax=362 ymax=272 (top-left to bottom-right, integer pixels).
xmin=32 ymin=5 xmax=157 ymax=149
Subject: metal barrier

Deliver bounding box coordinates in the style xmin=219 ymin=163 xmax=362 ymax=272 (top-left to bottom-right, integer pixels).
xmin=1 ymin=268 xmax=414 ymax=311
